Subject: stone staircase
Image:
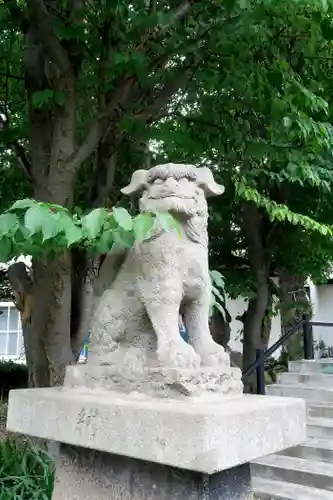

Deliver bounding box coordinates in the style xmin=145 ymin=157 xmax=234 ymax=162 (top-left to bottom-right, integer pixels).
xmin=251 ymin=359 xmax=333 ymax=500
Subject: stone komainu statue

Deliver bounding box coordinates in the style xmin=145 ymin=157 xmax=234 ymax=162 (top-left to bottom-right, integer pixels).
xmin=87 ymin=163 xmax=242 ymax=395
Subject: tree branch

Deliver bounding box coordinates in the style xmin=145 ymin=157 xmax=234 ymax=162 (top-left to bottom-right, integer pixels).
xmin=135 ymin=55 xmax=200 ymax=122
xmin=65 ymin=75 xmax=136 ymax=172
xmin=11 ymin=141 xmax=33 ymax=181
xmin=65 ymin=1 xmax=195 ymax=172
xmin=26 ymin=0 xmax=72 ymax=73
xmin=0 ymin=71 xmax=24 ymax=80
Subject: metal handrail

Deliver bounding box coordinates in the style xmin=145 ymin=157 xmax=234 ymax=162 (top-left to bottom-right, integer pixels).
xmin=310 ymin=322 xmax=333 ymax=327
xmin=241 ymin=313 xmax=333 ymax=394
xmin=243 ymin=318 xmax=305 ymax=378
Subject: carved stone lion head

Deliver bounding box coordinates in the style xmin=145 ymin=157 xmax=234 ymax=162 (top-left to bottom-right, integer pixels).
xmin=121 ymin=163 xmax=224 ymax=218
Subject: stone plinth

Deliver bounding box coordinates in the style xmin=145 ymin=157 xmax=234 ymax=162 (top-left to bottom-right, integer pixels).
xmin=7 ymin=388 xmax=306 ymax=499
xmin=64 ymin=363 xmax=243 ymax=398
xmin=51 ymin=445 xmax=253 ymax=500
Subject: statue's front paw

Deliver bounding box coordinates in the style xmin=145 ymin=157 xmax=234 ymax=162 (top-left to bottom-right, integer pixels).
xmin=157 ymin=340 xmax=201 ymax=369
xmin=196 ymin=342 xmax=229 ymax=367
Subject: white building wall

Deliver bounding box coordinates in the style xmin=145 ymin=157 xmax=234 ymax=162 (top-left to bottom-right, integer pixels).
xmin=309 ymin=283 xmax=333 ymax=349
xmin=226 ymin=296 xmax=282 ymax=355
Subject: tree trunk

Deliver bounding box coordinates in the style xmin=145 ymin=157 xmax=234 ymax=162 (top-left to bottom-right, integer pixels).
xmin=8 ymin=263 xmax=35 ymax=386
xmin=31 ymin=255 xmax=74 ymax=386
xmin=242 ymin=277 xmax=269 ymax=392
xmin=241 ymin=203 xmax=271 ymax=393
xmin=70 ymin=249 xmax=98 ymax=360
xmin=210 ymin=310 xmax=231 ymax=349
xmin=17 ymin=0 xmax=81 ymax=387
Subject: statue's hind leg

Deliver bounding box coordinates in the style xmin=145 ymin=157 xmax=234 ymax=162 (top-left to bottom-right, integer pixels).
xmin=88 ymin=290 xmax=139 ymax=365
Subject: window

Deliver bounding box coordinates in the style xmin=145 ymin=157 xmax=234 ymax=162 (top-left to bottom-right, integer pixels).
xmin=0 ymin=302 xmax=24 ymax=360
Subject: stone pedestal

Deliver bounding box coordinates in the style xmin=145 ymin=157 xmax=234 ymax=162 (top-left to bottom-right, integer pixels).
xmin=52 ymin=445 xmax=253 ymax=500
xmin=7 ymin=386 xmax=306 ymax=500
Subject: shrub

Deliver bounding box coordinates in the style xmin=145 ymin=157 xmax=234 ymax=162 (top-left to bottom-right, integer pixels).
xmin=0 ymin=361 xmax=28 ymax=399
xmin=0 ymin=438 xmax=54 ymax=499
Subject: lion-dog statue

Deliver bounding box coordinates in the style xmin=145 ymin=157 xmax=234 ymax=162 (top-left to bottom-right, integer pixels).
xmin=87 ymin=163 xmax=242 ymax=396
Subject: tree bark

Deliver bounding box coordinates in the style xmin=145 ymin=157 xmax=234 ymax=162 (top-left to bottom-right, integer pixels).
xmin=31 ymin=255 xmax=74 ymax=386
xmin=17 ymin=0 xmax=82 ymax=386
xmin=8 ymin=263 xmax=35 ymax=386
xmin=8 ymin=258 xmax=74 ymax=387
xmin=70 ymin=250 xmax=99 ymax=360
xmin=210 ymin=310 xmax=231 ymax=349
xmin=241 ymin=203 xmax=271 ymax=393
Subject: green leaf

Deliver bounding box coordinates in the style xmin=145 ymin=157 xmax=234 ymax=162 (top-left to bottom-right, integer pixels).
xmin=94 ymin=230 xmax=115 ymax=254
xmin=31 ymin=89 xmax=56 ymax=108
xmin=321 ymin=19 xmax=333 ymax=40
xmin=113 ymin=207 xmax=134 ymax=231
xmin=133 ymin=213 xmax=155 ymax=242
xmin=210 ymin=270 xmax=226 ymax=291
xmin=113 ymin=228 xmax=135 ymax=248
xmin=155 ymin=212 xmax=182 ymax=236
xmin=0 ymin=236 xmax=13 ymax=262
xmin=82 ymin=209 xmax=108 ymax=240
xmin=0 ymin=213 xmax=18 ymax=237
xmin=212 ymin=285 xmax=226 ymax=303
xmin=42 ymin=212 xmax=62 ymax=242
xmin=58 ymin=213 xmax=83 ymax=245
xmin=9 ymin=199 xmax=36 ymax=211
xmin=246 ymin=142 xmax=268 ymax=158
xmin=24 ymin=205 xmax=50 ymax=235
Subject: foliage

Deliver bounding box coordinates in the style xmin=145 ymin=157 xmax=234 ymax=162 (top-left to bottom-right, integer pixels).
xmin=3 ymin=0 xmax=333 ymax=387
xmin=0 ymin=199 xmax=181 ymax=262
xmin=0 ymin=270 xmax=11 ymax=300
xmin=264 ymin=355 xmax=288 ymax=384
xmin=0 ymin=361 xmax=28 ymax=399
xmin=209 ymin=269 xmax=230 ymax=321
xmin=0 ymin=438 xmax=54 ymax=500
xmin=152 ymin=0 xmax=333 ymax=297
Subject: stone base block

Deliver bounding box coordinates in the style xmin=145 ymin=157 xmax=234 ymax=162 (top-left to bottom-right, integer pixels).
xmin=7 ymin=388 xmax=306 ymax=474
xmin=52 ymin=445 xmax=253 ymax=500
xmin=64 ymin=363 xmax=243 ymax=398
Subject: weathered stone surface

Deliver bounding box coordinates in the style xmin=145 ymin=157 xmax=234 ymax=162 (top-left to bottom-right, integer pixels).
xmin=87 ymin=163 xmax=242 ymax=397
xmin=52 ymin=445 xmax=253 ymax=500
xmin=7 ymin=388 xmax=306 ymax=475
xmin=64 ymin=364 xmax=243 ymax=398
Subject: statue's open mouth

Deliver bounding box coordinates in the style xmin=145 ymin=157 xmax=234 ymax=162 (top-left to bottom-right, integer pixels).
xmin=149 ymin=194 xmax=194 ymax=200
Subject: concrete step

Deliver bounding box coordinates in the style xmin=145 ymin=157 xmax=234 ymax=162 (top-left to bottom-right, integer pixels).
xmin=278 ymin=372 xmax=333 ymax=387
xmin=252 ymin=477 xmax=333 ymax=500
xmin=307 ymin=417 xmax=333 ymax=439
xmin=251 ymin=454 xmax=333 ymax=490
xmin=309 ymin=403 xmax=333 ymax=419
xmin=281 ymin=438 xmax=333 ymax=464
xmin=289 ymin=359 xmax=333 ymax=374
xmin=266 ymin=384 xmax=333 ymax=402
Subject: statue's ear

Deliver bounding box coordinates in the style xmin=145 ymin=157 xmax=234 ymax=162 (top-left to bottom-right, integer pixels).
xmin=121 ymin=169 xmax=149 ymax=196
xmin=196 ymin=167 xmax=225 ymax=197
